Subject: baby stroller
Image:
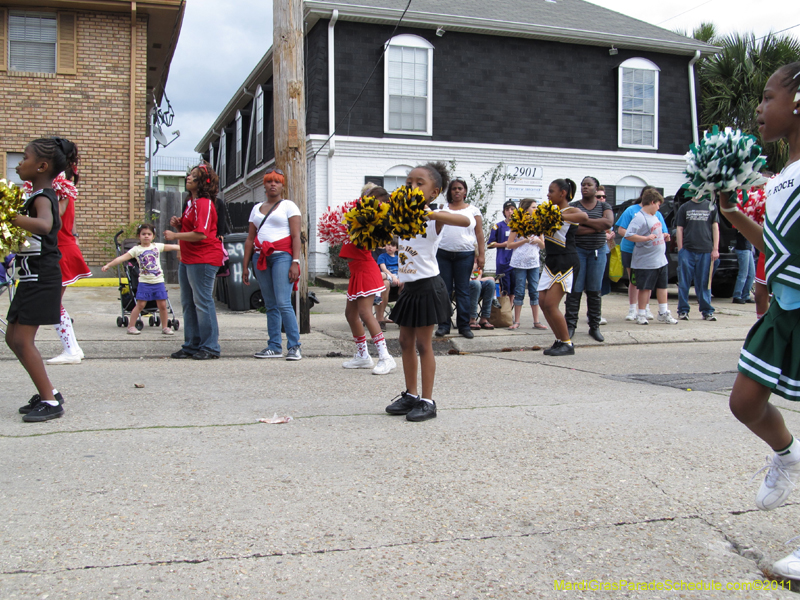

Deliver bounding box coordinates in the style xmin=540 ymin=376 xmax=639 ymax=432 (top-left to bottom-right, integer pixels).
xmin=112 ymin=230 xmax=179 ymax=331
xmin=0 ymin=254 xmax=15 ymax=335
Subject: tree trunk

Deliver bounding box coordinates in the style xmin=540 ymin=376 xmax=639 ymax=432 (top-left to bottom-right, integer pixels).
xmin=273 ymin=0 xmax=310 ymax=333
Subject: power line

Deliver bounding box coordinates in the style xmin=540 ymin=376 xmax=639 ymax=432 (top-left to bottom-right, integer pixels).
xmin=656 ymin=0 xmax=715 ymax=25
xmin=756 ymin=23 xmax=800 ymax=40
xmin=313 ymin=0 xmax=414 ymax=159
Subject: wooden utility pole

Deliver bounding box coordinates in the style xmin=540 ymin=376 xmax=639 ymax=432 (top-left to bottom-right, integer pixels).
xmin=274 ymin=0 xmax=310 ymax=333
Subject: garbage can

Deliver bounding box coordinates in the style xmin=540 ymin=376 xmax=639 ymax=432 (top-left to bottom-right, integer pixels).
xmin=220 ymin=233 xmax=262 ymax=311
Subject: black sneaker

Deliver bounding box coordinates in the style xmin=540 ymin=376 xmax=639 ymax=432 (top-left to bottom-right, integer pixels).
xmin=459 ymin=328 xmax=474 ymax=339
xmin=435 ymin=326 xmax=449 ymax=337
xmin=170 ymin=349 xmax=195 ymax=359
xmin=543 ymin=341 xmax=561 ymax=356
xmin=192 ymin=350 xmax=219 ymax=360
xmin=406 ymin=399 xmax=437 ymax=422
xmin=19 ymin=392 xmax=64 ymax=414
xmin=385 ymin=391 xmax=419 ymax=415
xmin=23 ymin=400 xmax=65 ymax=422
xmin=549 ymin=341 xmax=575 ymax=356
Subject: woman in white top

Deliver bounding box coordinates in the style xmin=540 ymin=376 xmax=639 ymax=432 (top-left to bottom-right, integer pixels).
xmin=507 ymin=199 xmax=546 ymax=330
xmin=242 ymin=168 xmax=302 ymax=360
xmin=435 ymin=177 xmax=485 ymax=339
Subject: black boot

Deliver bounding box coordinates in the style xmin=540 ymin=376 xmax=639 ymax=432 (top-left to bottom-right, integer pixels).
xmin=564 ymin=292 xmax=581 ymax=339
xmin=586 ymin=291 xmax=604 ymax=342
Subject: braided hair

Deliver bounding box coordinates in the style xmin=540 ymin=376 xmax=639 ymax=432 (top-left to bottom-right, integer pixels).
xmin=28 ymin=137 xmax=80 ymax=184
xmin=778 ymin=61 xmax=800 ymax=100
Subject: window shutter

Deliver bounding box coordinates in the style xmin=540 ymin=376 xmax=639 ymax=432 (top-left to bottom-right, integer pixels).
xmin=57 ymin=12 xmax=77 ymax=74
xmin=0 ymin=10 xmax=7 ymax=71
xmin=604 ymin=187 xmax=616 ymax=207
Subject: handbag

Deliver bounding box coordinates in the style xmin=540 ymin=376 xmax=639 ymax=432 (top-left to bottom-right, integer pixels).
xmin=488 ymin=294 xmax=514 ymax=328
xmin=609 ymin=245 xmax=623 ymax=282
xmin=217 ymin=245 xmax=230 ymax=277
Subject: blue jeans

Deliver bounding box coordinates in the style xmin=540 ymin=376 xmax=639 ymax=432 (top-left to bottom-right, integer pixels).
xmin=677 ymin=249 xmax=715 ymax=316
xmin=513 ymin=267 xmax=540 ymax=306
xmin=251 ymin=252 xmax=300 ymax=351
xmin=179 ymin=262 xmax=221 ymax=356
xmin=734 ymin=249 xmax=755 ymax=300
xmin=436 ymin=249 xmax=474 ymax=332
xmin=470 ymin=279 xmax=494 ymax=320
xmin=573 ymin=246 xmax=607 ymax=293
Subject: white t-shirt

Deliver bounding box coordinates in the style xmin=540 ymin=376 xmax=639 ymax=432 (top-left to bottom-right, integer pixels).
xmin=510 ymin=238 xmax=540 ymax=269
xmin=248 ymin=200 xmax=301 ymax=244
xmin=398 ymin=222 xmax=445 ymax=283
xmin=128 ymin=243 xmax=165 ymax=284
xmin=437 ymin=205 xmax=480 ymax=252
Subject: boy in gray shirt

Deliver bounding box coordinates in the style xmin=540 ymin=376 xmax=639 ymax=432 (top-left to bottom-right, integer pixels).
xmin=625 ymin=189 xmax=678 ymax=325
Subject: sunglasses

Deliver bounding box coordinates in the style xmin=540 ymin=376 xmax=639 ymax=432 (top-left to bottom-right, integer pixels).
xmin=265 ymin=167 xmax=285 ymax=176
xmin=452 ymin=177 xmax=466 ymax=184
xmin=596 ymin=194 xmax=606 ymax=198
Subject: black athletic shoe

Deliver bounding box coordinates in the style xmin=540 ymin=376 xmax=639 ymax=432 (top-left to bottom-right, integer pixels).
xmin=385 ymin=391 xmax=419 ymax=415
xmin=548 ymin=341 xmax=575 ymax=356
xmin=406 ymin=399 xmax=437 ymax=422
xmin=192 ymin=350 xmax=219 ymax=360
xmin=435 ymin=326 xmax=449 ymax=337
xmin=23 ymin=401 xmax=64 ymax=422
xmin=459 ymin=328 xmax=474 ymax=339
xmin=543 ymin=341 xmax=560 ymax=356
xmin=19 ymin=392 xmax=64 ymax=414
xmin=588 ymin=328 xmax=604 ymax=342
xmin=170 ymin=349 xmax=194 ymax=359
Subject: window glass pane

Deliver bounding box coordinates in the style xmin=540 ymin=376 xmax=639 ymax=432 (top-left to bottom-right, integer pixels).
xmin=387 ymin=43 xmax=430 ymax=132
xmin=620 ymin=66 xmax=656 ymax=147
xmin=8 ymin=13 xmax=57 ymax=73
xmin=388 ymin=46 xmax=402 ymax=61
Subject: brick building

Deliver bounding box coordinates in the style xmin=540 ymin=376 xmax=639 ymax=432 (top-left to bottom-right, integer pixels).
xmin=196 ymin=0 xmax=717 ymax=276
xmin=0 ymin=0 xmax=184 ymax=265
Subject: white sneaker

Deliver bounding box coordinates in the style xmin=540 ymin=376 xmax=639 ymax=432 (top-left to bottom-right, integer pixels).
xmin=634 ymin=315 xmax=649 ymax=325
xmin=754 ymin=454 xmax=800 ymax=510
xmin=342 ymin=354 xmax=374 ymax=369
xmin=599 ymin=317 xmax=607 ymax=326
xmin=372 ymin=355 xmax=396 ymax=375
xmin=772 ymin=546 xmax=800 ymax=579
xmin=625 ymin=308 xmax=636 ymax=321
xmin=645 ymin=308 xmax=654 ymax=320
xmin=657 ymin=310 xmax=678 ymax=325
xmin=46 ymin=352 xmax=81 ymax=365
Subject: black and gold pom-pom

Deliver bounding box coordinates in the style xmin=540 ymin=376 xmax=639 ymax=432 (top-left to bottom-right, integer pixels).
xmin=533 ymin=201 xmax=563 ymax=237
xmin=0 ymin=178 xmax=28 ymax=256
xmin=343 ymin=195 xmax=393 ymax=250
xmin=508 ymin=207 xmax=536 ymax=238
xmin=388 ymin=185 xmax=429 ymax=240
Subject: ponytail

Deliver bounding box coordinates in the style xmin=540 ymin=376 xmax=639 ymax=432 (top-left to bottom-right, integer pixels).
xmin=29 ymin=137 xmax=80 ymax=184
xmin=553 ymin=178 xmax=577 ymax=201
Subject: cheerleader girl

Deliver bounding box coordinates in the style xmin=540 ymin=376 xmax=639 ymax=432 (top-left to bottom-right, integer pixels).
xmin=7 ymin=137 xmax=77 ymax=422
xmin=341 ymin=185 xmax=396 ymax=376
xmin=537 ymin=179 xmax=589 ymax=356
xmin=385 ymin=162 xmax=474 ymax=422
xmin=720 ymin=62 xmax=800 ymax=578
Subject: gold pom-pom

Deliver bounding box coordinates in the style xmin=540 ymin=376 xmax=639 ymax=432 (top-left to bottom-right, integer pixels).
xmin=343 ymin=195 xmax=393 ymax=250
xmin=508 ymin=207 xmax=536 ymax=238
xmin=388 ymin=185 xmax=429 ymax=240
xmin=0 ymin=179 xmax=29 ymax=256
xmin=532 ymin=201 xmax=563 ymax=237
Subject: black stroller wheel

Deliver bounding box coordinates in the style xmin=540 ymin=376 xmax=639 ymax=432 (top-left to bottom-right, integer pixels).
xmin=149 ymin=316 xmax=155 ymax=327
xmin=155 ymin=316 xmax=161 ymax=326
xmin=173 ymin=319 xmax=180 ymax=331
xmin=116 ymin=316 xmax=123 ymax=327
xmin=123 ymin=316 xmax=129 ymax=327
xmin=136 ymin=319 xmax=144 ymax=331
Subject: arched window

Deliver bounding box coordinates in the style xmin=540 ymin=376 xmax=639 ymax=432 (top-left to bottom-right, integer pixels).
xmin=615 ymin=175 xmax=647 ymax=203
xmin=384 ymin=34 xmax=434 ymax=135
xmin=383 ymin=164 xmax=413 ymax=192
xmin=618 ymin=58 xmax=660 ymax=150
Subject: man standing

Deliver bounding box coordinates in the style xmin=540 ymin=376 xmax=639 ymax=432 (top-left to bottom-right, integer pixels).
xmin=676 ymin=193 xmax=720 ymax=320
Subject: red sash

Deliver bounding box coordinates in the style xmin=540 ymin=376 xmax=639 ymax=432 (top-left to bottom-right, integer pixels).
xmin=256 ymin=236 xmax=292 ymax=270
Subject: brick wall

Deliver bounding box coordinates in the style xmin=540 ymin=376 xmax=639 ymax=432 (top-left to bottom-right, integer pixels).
xmin=0 ymin=10 xmax=148 ymax=265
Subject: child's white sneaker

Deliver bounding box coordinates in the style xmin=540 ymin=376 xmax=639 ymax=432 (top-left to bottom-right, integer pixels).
xmin=372 ymin=356 xmax=396 ymax=375
xmin=754 ymin=454 xmax=800 ymax=511
xmin=46 ymin=352 xmax=81 ymax=365
xmin=634 ymin=315 xmax=648 ymax=325
xmin=657 ymin=310 xmax=678 ymax=324
xmin=625 ymin=308 xmax=636 ymax=321
xmin=343 ymin=354 xmax=374 ymax=369
xmin=772 ymin=546 xmax=800 ymax=579
xmin=645 ymin=308 xmax=654 ymax=320
xmin=162 ymin=327 xmax=175 ymax=335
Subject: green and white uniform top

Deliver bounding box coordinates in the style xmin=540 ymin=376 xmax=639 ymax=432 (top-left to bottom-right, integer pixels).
xmin=764 ymin=160 xmax=800 ymax=310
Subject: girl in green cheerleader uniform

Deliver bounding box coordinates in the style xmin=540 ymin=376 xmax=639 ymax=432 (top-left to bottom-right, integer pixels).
xmin=720 ymin=62 xmax=800 ymax=578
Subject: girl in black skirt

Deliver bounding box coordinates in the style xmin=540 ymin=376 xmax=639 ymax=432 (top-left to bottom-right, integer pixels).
xmin=7 ymin=137 xmax=77 ymax=422
xmin=385 ymin=162 xmax=473 ymax=422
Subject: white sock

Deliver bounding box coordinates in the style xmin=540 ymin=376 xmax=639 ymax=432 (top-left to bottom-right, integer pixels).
xmin=659 ymin=303 xmax=668 ymax=315
xmin=638 ymin=309 xmax=646 ymax=317
xmin=354 ymin=335 xmax=368 ymax=358
xmin=629 ymin=303 xmax=637 ymax=311
xmin=372 ymin=333 xmax=391 ymax=360
xmin=777 ymin=437 xmax=800 ymax=464
xmin=44 ymin=389 xmax=59 ymax=406
xmin=420 ymin=397 xmax=434 ymax=405
xmin=54 ymin=305 xmax=82 ymax=356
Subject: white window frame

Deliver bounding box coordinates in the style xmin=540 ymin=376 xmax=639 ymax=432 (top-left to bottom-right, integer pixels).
xmin=235 ymin=111 xmax=243 ymax=178
xmin=383 ymin=164 xmax=413 ymax=192
xmin=255 ymin=86 xmax=264 ymax=164
xmin=219 ymin=131 xmax=227 ymax=188
xmin=8 ymin=11 xmax=58 ymax=74
xmin=6 ymin=152 xmax=24 ymax=185
xmin=618 ymin=57 xmax=660 ymax=150
xmin=615 ymin=175 xmax=648 ymax=204
xmin=383 ymin=34 xmax=434 ymax=136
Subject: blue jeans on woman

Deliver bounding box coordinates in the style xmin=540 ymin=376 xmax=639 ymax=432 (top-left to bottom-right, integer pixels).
xmin=179 ymin=262 xmax=221 ymax=356
xmin=513 ymin=267 xmax=540 ymax=306
xmin=251 ymin=252 xmax=300 ymax=352
xmin=573 ymin=246 xmax=607 ymax=293
xmin=436 ymin=249 xmax=474 ymax=333
xmin=734 ymin=248 xmax=755 ymax=301
xmin=677 ymin=249 xmax=715 ymax=316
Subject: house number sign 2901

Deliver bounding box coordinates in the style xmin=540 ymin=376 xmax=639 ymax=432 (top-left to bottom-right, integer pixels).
xmin=507 ymin=165 xmax=543 ymax=180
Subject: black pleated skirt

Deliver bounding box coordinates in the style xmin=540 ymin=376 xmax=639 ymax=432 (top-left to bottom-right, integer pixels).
xmin=390 ymin=275 xmax=451 ymax=328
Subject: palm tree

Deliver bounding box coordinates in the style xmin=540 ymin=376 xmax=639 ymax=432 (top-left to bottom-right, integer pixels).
xmin=694 ymin=25 xmax=800 ymax=171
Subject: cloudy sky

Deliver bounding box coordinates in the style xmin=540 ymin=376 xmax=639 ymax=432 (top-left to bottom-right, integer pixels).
xmin=160 ymin=0 xmax=798 ymax=158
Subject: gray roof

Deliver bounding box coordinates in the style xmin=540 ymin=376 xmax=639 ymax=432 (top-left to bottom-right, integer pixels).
xmin=305 ymin=0 xmax=717 ymax=56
